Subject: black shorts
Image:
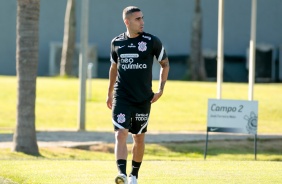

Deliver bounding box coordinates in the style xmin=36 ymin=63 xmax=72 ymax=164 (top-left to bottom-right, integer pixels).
xmin=112 ymin=99 xmax=151 ymax=134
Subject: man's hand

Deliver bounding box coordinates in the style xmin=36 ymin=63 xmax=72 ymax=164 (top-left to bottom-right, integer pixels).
xmin=150 ymin=91 xmax=163 ymax=103
xmin=106 ymin=94 xmax=113 ymax=109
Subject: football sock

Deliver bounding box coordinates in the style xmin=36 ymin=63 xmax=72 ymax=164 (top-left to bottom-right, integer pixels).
xmin=130 ymin=160 xmax=142 ymax=179
xmin=116 ymin=159 xmax=127 ymax=175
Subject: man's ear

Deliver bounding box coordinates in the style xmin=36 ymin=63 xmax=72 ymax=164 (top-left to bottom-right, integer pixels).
xmin=124 ymin=19 xmax=129 ymax=26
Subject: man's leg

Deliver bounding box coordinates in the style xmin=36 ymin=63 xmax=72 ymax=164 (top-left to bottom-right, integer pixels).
xmin=130 ymin=133 xmax=145 ymax=179
xmin=115 ymin=129 xmax=129 ymax=175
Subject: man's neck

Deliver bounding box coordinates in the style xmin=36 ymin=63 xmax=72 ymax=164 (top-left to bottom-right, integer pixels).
xmin=126 ymin=31 xmax=140 ymax=38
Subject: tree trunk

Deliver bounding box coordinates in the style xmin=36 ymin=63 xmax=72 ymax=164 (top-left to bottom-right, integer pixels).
xmin=13 ymin=0 xmax=40 ymax=155
xmin=188 ymin=0 xmax=206 ymax=81
xmin=60 ymin=0 xmax=76 ymax=76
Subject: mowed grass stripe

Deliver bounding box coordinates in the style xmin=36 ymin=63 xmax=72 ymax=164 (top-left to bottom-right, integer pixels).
xmin=0 ymin=160 xmax=282 ymax=184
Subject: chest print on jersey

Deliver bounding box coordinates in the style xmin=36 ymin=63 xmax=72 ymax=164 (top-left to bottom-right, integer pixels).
xmin=138 ymin=41 xmax=147 ymax=52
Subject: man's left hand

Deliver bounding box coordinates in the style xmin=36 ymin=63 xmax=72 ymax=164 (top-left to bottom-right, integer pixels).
xmin=150 ymin=91 xmax=163 ymax=103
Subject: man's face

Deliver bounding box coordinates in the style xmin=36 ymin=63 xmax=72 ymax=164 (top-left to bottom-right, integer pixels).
xmin=126 ymin=11 xmax=144 ymax=34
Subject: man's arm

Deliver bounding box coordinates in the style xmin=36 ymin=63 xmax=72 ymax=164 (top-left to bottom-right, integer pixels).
xmin=151 ymin=57 xmax=170 ymax=103
xmin=106 ymin=62 xmax=117 ymax=109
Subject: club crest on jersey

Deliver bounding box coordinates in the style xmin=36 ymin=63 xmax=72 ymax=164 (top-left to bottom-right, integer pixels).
xmin=117 ymin=113 xmax=126 ymax=124
xmin=138 ymin=41 xmax=147 ymax=52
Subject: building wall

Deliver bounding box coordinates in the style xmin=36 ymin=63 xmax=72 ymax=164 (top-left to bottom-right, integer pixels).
xmin=0 ymin=0 xmax=281 ymax=78
xmin=0 ymin=0 xmax=17 ymax=75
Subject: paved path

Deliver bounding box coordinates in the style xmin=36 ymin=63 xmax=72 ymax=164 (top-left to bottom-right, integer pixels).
xmin=1 ymin=131 xmax=282 ymax=148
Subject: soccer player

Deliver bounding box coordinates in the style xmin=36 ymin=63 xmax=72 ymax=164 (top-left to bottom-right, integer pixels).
xmin=106 ymin=6 xmax=169 ymax=184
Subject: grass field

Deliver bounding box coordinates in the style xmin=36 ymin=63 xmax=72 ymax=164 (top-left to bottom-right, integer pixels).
xmin=0 ymin=76 xmax=282 ymax=133
xmin=0 ymin=76 xmax=282 ymax=183
xmin=1 ymin=160 xmax=282 ymax=184
xmin=0 ymin=138 xmax=282 ymax=183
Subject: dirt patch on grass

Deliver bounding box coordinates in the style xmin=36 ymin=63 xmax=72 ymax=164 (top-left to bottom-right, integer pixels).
xmin=73 ymin=138 xmax=282 ymax=155
xmin=75 ymin=143 xmax=116 ymax=153
xmin=0 ymin=177 xmax=17 ymax=184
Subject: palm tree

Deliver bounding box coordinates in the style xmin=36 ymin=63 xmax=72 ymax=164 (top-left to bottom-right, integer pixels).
xmin=60 ymin=0 xmax=76 ymax=76
xmin=188 ymin=0 xmax=206 ymax=80
xmin=12 ymin=0 xmax=40 ymax=155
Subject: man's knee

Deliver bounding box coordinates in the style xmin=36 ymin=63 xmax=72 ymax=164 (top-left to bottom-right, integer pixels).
xmin=132 ymin=133 xmax=145 ymax=144
xmin=115 ymin=129 xmax=128 ymax=141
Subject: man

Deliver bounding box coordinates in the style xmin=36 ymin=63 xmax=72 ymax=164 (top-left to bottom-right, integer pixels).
xmin=106 ymin=6 xmax=169 ymax=184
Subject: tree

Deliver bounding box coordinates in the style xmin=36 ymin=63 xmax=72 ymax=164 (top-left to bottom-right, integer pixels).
xmin=12 ymin=0 xmax=40 ymax=155
xmin=188 ymin=0 xmax=206 ymax=80
xmin=60 ymin=0 xmax=76 ymax=76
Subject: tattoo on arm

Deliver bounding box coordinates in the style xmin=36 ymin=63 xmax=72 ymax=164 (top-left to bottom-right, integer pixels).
xmin=160 ymin=59 xmax=169 ymax=68
xmin=159 ymin=81 xmax=166 ymax=92
xmin=158 ymin=58 xmax=169 ymax=93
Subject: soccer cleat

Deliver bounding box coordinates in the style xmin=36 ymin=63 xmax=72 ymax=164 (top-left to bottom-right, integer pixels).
xmin=115 ymin=173 xmax=128 ymax=184
xmin=128 ymin=175 xmax=138 ymax=184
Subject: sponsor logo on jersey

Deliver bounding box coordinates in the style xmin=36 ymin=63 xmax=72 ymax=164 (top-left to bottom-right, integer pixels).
xmin=120 ymin=54 xmax=139 ymax=58
xmin=117 ymin=113 xmax=126 ymax=124
xmin=138 ymin=41 xmax=147 ymax=52
xmin=121 ymin=63 xmax=147 ymax=71
xmin=135 ymin=113 xmax=149 ymax=121
xmin=142 ymin=35 xmax=151 ymax=40
xmin=119 ymin=53 xmax=147 ymax=71
xmin=128 ymin=43 xmax=136 ymax=48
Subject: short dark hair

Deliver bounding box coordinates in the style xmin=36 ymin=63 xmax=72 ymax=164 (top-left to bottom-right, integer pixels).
xmin=123 ymin=6 xmax=141 ymax=20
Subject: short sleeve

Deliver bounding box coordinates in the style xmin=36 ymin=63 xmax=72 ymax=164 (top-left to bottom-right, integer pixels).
xmin=110 ymin=39 xmax=117 ymax=63
xmin=153 ymin=36 xmax=167 ymax=62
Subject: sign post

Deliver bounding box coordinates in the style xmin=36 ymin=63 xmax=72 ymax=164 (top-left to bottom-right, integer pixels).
xmin=78 ymin=0 xmax=89 ymax=131
xmin=204 ymin=99 xmax=258 ymax=160
xmin=207 ymin=0 xmax=259 ymax=160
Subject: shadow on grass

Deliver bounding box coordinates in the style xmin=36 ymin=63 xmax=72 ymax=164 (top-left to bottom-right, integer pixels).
xmin=160 ymin=139 xmax=282 ymax=160
xmin=1 ymin=131 xmax=281 ymax=161
xmin=73 ymin=139 xmax=282 ymax=161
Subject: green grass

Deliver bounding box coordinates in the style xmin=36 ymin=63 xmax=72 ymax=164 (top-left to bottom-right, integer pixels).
xmin=0 ymin=139 xmax=281 ymax=183
xmin=1 ymin=76 xmax=282 ymax=183
xmin=0 ymin=160 xmax=282 ymax=183
xmin=0 ymin=76 xmax=282 ymax=133
xmin=1 ymin=139 xmax=281 ymax=161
